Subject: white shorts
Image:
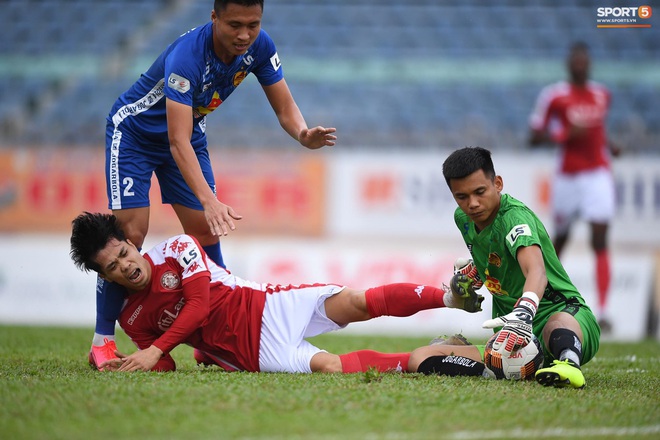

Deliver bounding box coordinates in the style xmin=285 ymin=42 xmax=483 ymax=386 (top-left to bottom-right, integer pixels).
xmin=552 ymin=167 xmax=616 ymax=235
xmin=258 ymin=284 xmax=346 ymax=373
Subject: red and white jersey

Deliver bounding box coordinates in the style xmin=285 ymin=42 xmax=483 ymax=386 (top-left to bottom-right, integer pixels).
xmin=118 ymin=234 xmax=268 ymax=372
xmin=529 ymin=80 xmax=611 ymax=174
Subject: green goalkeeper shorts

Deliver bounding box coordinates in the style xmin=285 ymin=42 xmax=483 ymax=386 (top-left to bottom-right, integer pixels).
xmin=534 ymin=300 xmax=601 ymax=366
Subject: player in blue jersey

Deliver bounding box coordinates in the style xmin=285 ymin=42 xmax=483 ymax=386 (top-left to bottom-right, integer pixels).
xmin=89 ymin=0 xmax=337 ymax=370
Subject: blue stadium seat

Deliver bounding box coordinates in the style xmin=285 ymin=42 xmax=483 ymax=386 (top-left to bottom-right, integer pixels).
xmin=0 ymin=1 xmax=656 ymax=149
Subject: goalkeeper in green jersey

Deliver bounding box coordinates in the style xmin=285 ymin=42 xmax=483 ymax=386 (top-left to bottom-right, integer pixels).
xmin=441 ymin=147 xmax=600 ymax=388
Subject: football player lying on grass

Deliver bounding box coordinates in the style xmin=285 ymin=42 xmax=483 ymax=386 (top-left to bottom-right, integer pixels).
xmin=70 ymin=211 xmax=486 ymax=376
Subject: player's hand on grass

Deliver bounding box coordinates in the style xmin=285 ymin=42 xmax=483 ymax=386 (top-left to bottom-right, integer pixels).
xmin=204 ymin=200 xmax=242 ymax=236
xmin=298 ymin=126 xmax=336 ymax=149
xmin=117 ymin=345 xmax=163 ymax=372
xmin=101 ymin=345 xmax=164 ymax=372
xmin=98 ymin=349 xmax=128 ymax=372
xmin=445 ymin=274 xmax=484 ymax=313
xmin=482 ymin=292 xmax=539 ymax=357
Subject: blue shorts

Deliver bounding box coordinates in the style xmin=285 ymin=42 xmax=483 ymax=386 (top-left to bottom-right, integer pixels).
xmin=105 ymin=121 xmax=215 ymax=210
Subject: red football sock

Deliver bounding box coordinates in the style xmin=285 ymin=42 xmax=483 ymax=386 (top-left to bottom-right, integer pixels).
xmin=595 ymin=249 xmax=611 ymax=312
xmin=364 ymin=283 xmax=446 ymax=318
xmin=339 ymin=350 xmax=410 ymax=373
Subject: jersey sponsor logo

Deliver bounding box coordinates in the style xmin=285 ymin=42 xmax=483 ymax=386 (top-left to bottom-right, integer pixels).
xmin=243 ymin=54 xmax=254 ymax=66
xmin=111 ymin=80 xmax=165 ymax=127
xmin=161 ymin=271 xmax=181 ymax=290
xmin=233 ymin=70 xmax=248 ymax=87
xmin=270 ymin=52 xmax=281 ymax=71
xmin=506 ymin=224 xmax=532 ymax=246
xmin=158 ymin=298 xmax=185 ymax=331
xmin=167 ymin=73 xmax=191 ymax=93
xmin=444 ymin=355 xmax=478 ymax=368
xmin=174 ymin=239 xmax=205 ymax=274
xmin=109 ymin=128 xmax=122 ymax=209
xmin=566 ymin=101 xmax=606 ymax=128
xmin=127 ymin=305 xmax=142 ymax=325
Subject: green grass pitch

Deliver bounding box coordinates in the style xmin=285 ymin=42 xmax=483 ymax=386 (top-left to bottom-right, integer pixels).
xmin=1 ymin=325 xmax=659 ymax=439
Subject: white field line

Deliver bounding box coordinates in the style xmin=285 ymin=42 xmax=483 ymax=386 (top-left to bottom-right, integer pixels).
xmin=241 ymin=424 xmax=660 ymax=440
xmin=449 ymin=424 xmax=660 ymax=439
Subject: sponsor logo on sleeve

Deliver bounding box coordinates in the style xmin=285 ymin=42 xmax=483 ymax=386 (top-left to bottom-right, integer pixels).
xmin=270 ymin=52 xmax=281 ymax=71
xmin=167 ymin=73 xmax=191 ymax=93
xmin=506 ymin=224 xmax=532 ymax=246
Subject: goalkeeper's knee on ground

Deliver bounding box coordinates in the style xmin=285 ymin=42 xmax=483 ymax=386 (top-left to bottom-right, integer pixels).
xmin=417 ymin=355 xmax=485 ymax=376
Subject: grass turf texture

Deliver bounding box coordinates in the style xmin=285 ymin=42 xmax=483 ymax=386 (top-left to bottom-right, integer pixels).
xmin=1 ymin=325 xmax=659 ymax=440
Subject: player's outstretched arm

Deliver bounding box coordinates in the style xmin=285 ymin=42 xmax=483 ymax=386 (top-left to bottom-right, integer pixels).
xmin=262 ymin=79 xmax=337 ymax=150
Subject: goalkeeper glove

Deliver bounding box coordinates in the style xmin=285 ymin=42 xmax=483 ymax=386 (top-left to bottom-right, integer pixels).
xmin=443 ymin=274 xmax=485 ymax=313
xmin=482 ymin=291 xmax=539 ymax=357
xmin=453 ymin=257 xmax=483 ymax=289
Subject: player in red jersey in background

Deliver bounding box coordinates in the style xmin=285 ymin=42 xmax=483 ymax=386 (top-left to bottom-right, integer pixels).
xmin=528 ymin=41 xmax=622 ymax=333
xmin=70 ymin=212 xmax=486 ymax=375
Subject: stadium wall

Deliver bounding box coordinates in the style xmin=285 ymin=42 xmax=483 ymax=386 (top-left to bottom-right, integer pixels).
xmin=0 ymin=148 xmax=657 ymax=341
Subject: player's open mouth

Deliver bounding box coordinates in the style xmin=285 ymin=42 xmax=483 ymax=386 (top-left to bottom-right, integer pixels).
xmin=129 ymin=268 xmax=141 ymax=282
xmin=234 ymin=43 xmax=249 ymax=51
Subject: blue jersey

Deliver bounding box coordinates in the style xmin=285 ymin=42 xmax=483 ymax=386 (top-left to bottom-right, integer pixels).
xmin=107 ymin=23 xmax=284 ymax=148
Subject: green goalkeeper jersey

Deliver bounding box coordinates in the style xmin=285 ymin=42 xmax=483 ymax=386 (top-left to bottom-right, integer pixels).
xmin=454 ymin=193 xmax=591 ymax=337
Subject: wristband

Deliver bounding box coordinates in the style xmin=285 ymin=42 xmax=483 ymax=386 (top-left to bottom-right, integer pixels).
xmin=516 ymin=291 xmax=539 ymax=314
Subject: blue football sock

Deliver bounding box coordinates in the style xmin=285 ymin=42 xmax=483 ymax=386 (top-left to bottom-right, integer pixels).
xmin=94 ymin=275 xmax=127 ymax=336
xmin=203 ymin=242 xmax=226 ymax=268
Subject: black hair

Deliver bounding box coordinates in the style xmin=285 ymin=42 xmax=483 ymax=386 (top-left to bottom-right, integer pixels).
xmin=441 ymin=146 xmax=496 ymax=187
xmin=214 ymin=0 xmax=264 ymax=13
xmin=70 ymin=212 xmax=126 ymax=273
xmin=570 ymin=41 xmax=589 ymax=55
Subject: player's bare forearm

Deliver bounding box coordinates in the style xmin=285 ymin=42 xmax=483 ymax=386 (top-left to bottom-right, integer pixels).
xmin=517 ymin=245 xmax=548 ymax=300
xmin=167 ymin=99 xmax=218 ymax=207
